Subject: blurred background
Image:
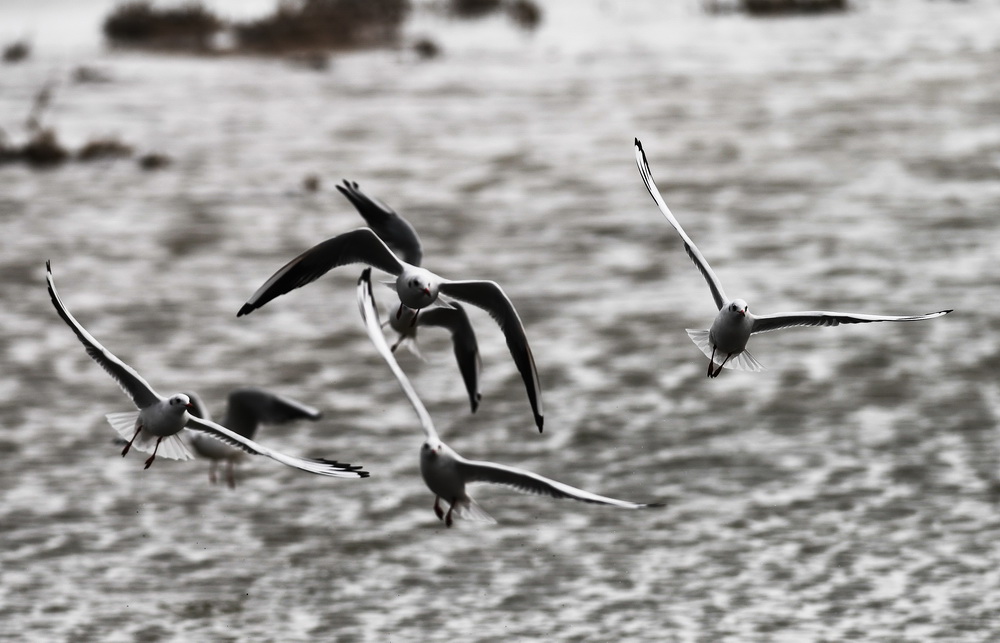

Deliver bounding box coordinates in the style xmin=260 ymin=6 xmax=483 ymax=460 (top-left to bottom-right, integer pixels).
xmin=2 ymin=0 xmax=999 ymax=640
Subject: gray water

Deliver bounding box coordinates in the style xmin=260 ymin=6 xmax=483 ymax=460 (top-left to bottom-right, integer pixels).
xmin=2 ymin=1 xmax=999 ymax=641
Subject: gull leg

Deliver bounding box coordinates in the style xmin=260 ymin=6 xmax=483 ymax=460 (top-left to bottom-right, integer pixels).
xmin=410 ymin=309 xmax=419 ymax=328
xmin=121 ymin=425 xmax=142 ymax=457
xmin=444 ymin=500 xmax=456 ymax=528
xmin=711 ymin=354 xmax=732 ymax=378
xmin=396 ymin=303 xmax=405 ymax=320
xmin=434 ymin=497 xmax=445 ymax=520
xmin=226 ymin=460 xmax=237 ymax=489
xmin=391 ymin=335 xmax=404 ymax=353
xmin=707 ymin=346 xmax=717 ymax=378
xmin=143 ymin=437 xmax=162 ymax=469
xmin=208 ymin=460 xmax=218 ymax=485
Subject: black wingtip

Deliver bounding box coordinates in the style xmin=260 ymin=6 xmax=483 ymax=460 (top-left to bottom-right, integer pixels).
xmin=319 ymin=459 xmax=370 ymax=477
xmin=236 ymin=303 xmax=254 ymax=317
xmin=634 ymin=137 xmax=642 ymax=150
xmin=536 ymin=414 xmax=544 ymax=433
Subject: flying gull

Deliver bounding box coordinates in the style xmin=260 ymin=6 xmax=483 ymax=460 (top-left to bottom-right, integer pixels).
xmin=46 ymin=261 xmax=369 ymax=478
xmin=357 ymin=268 xmax=662 ymax=526
xmin=337 ymin=180 xmax=481 ymax=412
xmin=238 ymin=227 xmax=543 ymax=432
xmin=634 ymin=138 xmax=952 ymax=377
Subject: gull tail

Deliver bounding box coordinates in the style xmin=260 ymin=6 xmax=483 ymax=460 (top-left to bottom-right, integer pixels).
xmin=685 ymin=329 xmax=765 ymax=373
xmin=452 ymin=496 xmax=497 ymax=524
xmin=729 ymin=349 xmax=764 ymax=373
xmin=105 ymin=411 xmax=195 ymax=461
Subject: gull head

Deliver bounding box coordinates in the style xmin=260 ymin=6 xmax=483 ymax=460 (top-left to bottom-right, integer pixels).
xmin=725 ymin=299 xmax=749 ymax=318
xmin=420 ymin=439 xmax=454 ymax=466
xmin=167 ymin=393 xmax=194 ymax=413
xmin=397 ymin=269 xmax=439 ymax=309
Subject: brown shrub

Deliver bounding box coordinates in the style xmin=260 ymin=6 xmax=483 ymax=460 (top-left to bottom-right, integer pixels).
xmin=234 ymin=0 xmax=410 ymax=54
xmin=103 ymin=1 xmax=222 ymax=51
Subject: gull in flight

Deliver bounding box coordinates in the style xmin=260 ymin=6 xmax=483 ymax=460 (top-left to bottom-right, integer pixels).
xmin=338 ymin=180 xmax=481 ymax=412
xmin=634 ymin=138 xmax=953 ymax=377
xmin=237 ymin=226 xmax=543 ymax=432
xmin=186 ymin=388 xmax=325 ymax=488
xmin=357 ymin=268 xmax=663 ymax=526
xmin=46 ymin=261 xmax=369 ymax=479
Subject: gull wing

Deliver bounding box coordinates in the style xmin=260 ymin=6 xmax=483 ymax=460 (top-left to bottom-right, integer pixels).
xmin=634 ymin=138 xmax=728 ymax=310
xmin=455 ymin=457 xmax=664 ymax=509
xmin=46 ymin=261 xmax=162 ymax=410
xmin=184 ymin=415 xmax=368 ymax=479
xmin=238 ymin=228 xmax=405 ymax=316
xmin=417 ymin=304 xmax=482 ymax=413
xmin=438 ymin=280 xmax=543 ymax=432
xmin=337 ymin=180 xmax=423 ymax=266
xmin=223 ymin=387 xmax=322 ymax=439
xmin=357 ymin=269 xmax=440 ymax=443
xmin=751 ymin=309 xmax=952 ymax=334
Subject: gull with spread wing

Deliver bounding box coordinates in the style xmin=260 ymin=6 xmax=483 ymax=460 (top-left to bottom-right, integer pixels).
xmin=238 ymin=226 xmax=542 ymax=432
xmin=187 ymin=388 xmax=325 ymax=488
xmin=46 ymin=261 xmax=369 ymax=478
xmin=337 ymin=180 xmax=481 ymax=413
xmin=357 ymin=269 xmax=662 ymax=527
xmin=634 ymin=138 xmax=952 ymax=377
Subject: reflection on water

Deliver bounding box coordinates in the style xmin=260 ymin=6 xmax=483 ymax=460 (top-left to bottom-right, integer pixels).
xmin=2 ymin=0 xmax=999 ymax=640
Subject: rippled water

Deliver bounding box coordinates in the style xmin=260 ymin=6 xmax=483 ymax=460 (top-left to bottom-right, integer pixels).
xmin=2 ymin=1 xmax=1000 ymax=640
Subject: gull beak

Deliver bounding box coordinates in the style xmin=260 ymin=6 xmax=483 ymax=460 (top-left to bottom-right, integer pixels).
xmin=422 ymin=287 xmax=432 ymax=297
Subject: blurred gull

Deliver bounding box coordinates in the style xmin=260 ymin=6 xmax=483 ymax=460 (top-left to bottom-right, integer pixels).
xmin=338 ymin=180 xmax=481 ymax=412
xmin=634 ymin=138 xmax=953 ymax=377
xmin=186 ymin=388 xmax=324 ymax=488
xmin=357 ymin=269 xmax=663 ymax=527
xmin=46 ymin=261 xmax=369 ymax=479
xmin=237 ymin=226 xmax=543 ymax=432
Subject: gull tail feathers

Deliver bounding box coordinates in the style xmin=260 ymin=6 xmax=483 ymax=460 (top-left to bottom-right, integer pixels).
xmin=452 ymin=497 xmax=497 ymax=524
xmin=729 ymin=349 xmax=764 ymax=373
xmin=105 ymin=411 xmax=195 ymax=460
xmin=106 ymin=410 xmax=141 ymax=441
xmin=685 ymin=329 xmax=714 ymax=360
xmin=396 ymin=337 xmax=426 ymax=362
xmin=684 ymin=329 xmax=765 ymax=373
